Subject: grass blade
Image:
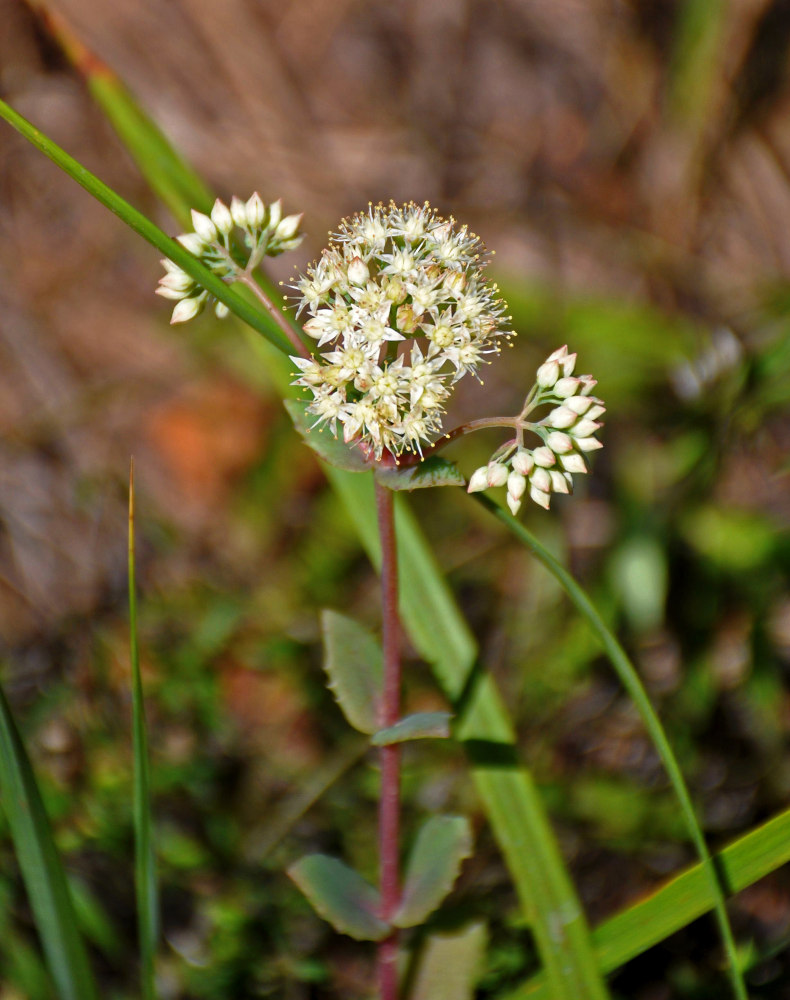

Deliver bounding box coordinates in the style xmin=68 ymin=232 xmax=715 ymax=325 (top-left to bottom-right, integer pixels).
xmin=0 ymin=98 xmax=293 ymax=356
xmin=0 ymin=686 xmax=100 ymax=1000
xmin=28 ymin=3 xmax=213 ymax=222
xmin=506 ymin=803 xmax=790 ymax=997
xmin=475 ymin=494 xmax=748 ymax=1000
xmin=129 ymin=461 xmax=158 ymax=1000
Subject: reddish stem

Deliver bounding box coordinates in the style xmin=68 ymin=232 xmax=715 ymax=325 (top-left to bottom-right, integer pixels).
xmin=375 ymin=482 xmax=401 ymax=1000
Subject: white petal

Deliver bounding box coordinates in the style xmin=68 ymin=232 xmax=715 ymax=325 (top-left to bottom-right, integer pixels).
xmin=191 ymin=209 xmax=217 ymax=243
xmin=467 ymin=467 xmax=489 ymax=493
xmin=170 ymin=297 xmax=203 ymax=324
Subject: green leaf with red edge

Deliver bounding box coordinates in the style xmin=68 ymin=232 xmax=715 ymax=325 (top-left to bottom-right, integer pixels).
xmin=321 ymin=610 xmax=383 ymax=735
xmin=394 ymin=816 xmax=473 ymax=929
xmin=288 ymin=855 xmax=390 ymax=941
xmin=284 ymin=399 xmax=369 ymax=473
xmin=375 ymin=456 xmax=465 ymax=491
xmin=371 ymin=711 xmax=452 ymax=746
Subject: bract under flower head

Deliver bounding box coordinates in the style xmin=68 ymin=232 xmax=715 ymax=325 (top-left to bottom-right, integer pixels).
xmin=291 ymin=202 xmax=512 ymax=459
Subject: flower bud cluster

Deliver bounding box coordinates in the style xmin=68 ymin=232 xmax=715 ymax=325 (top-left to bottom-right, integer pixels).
xmin=291 ymin=201 xmax=512 ymax=459
xmin=467 ymin=346 xmax=604 ymax=513
xmin=156 ymin=194 xmax=304 ymax=324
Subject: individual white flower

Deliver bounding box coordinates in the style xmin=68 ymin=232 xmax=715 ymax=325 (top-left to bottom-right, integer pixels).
xmin=467 ymin=466 xmax=489 ymax=493
xmin=246 ymin=192 xmax=266 ymax=229
xmin=191 ymin=209 xmax=217 ymax=243
xmin=546 ymin=431 xmax=573 ymax=454
xmin=512 ymin=449 xmax=534 ymax=476
xmin=532 ymin=447 xmax=556 ymax=468
xmin=276 ymin=213 xmax=304 ymax=242
xmin=486 ymin=462 xmax=509 ymax=488
xmin=507 ymin=471 xmax=526 ymax=499
xmin=347 ymin=256 xmax=370 ymax=286
xmin=177 ymin=232 xmax=205 ymax=255
xmin=291 ymin=202 xmax=512 ymax=459
xmin=211 ymin=198 xmax=234 ymax=235
xmin=170 ymin=296 xmax=205 ymax=324
xmin=536 ymin=359 xmax=560 ymax=388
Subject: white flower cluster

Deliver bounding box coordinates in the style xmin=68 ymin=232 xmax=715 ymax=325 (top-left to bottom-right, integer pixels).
xmin=291 ymin=202 xmax=512 ymax=459
xmin=468 ymin=347 xmax=604 ymax=513
xmin=156 ymin=194 xmax=303 ymax=324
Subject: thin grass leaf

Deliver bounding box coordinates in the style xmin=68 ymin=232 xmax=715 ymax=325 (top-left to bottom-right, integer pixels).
xmin=66 ymin=875 xmax=123 ymax=959
xmin=0 ymin=98 xmax=294 ymax=357
xmin=0 ymin=684 xmax=100 ymax=1000
xmin=475 ymin=493 xmax=748 ymax=1000
xmin=8 ymin=53 xmax=609 ymax=995
xmin=129 ymin=461 xmax=158 ymax=1000
xmin=506 ymin=803 xmax=790 ymax=998
xmin=31 ymin=5 xmax=213 ymax=221
xmin=669 ymin=0 xmax=727 ymax=126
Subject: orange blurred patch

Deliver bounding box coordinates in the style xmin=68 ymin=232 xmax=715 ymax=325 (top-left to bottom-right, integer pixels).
xmin=219 ymin=661 xmax=322 ymax=769
xmin=146 ymin=377 xmax=269 ymax=511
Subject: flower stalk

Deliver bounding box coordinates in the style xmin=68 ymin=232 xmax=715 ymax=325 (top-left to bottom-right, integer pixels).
xmin=375 ymin=481 xmax=402 ymax=1000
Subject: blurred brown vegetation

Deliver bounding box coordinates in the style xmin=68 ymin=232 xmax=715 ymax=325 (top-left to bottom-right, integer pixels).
xmin=2 ymin=1 xmax=790 ymax=998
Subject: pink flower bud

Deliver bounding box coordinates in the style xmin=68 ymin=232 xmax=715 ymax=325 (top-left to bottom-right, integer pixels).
xmin=486 ymin=463 xmax=509 ymax=488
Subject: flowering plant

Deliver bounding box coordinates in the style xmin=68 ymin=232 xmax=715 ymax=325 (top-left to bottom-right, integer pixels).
xmin=153 ymin=197 xmax=608 ymax=998
xmin=0 ymin=79 xmax=754 ymax=1000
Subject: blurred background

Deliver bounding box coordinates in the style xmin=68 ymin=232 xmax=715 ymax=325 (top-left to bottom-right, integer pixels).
xmin=1 ymin=0 xmax=790 ymax=997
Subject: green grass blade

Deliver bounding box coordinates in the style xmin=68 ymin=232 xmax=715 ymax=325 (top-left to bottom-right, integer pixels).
xmin=89 ymin=86 xmax=212 ymax=224
xmin=327 ymin=468 xmax=609 ymax=999
xmin=0 ymin=685 xmax=100 ymax=1000
xmin=129 ymin=461 xmax=158 ymax=1000
xmin=506 ymin=803 xmax=790 ymax=997
xmin=475 ymin=494 xmax=748 ymax=1000
xmin=0 ymin=98 xmax=293 ymax=356
xmin=26 ymin=7 xmax=212 ymax=226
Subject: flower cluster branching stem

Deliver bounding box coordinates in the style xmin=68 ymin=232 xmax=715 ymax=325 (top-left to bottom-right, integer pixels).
xmin=375 ymin=482 xmax=402 ymax=1000
xmin=236 ymin=273 xmax=312 ymax=359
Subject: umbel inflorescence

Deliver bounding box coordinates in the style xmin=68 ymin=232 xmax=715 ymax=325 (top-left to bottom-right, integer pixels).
xmin=155 ymin=197 xmax=604 ymax=511
xmin=291 ymin=202 xmax=512 ymax=460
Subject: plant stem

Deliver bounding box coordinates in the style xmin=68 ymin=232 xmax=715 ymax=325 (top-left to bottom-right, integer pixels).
xmin=375 ymin=482 xmax=402 ymax=1000
xmin=237 ymin=272 xmax=312 ymax=359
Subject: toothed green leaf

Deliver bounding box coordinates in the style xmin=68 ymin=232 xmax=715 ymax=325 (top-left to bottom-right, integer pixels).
xmin=410 ymin=921 xmax=488 ymax=1000
xmin=394 ymin=816 xmax=473 ymax=928
xmin=288 ymin=855 xmax=389 ymax=941
xmin=321 ymin=610 xmax=383 ymax=734
xmin=371 ymin=711 xmax=452 ymax=746
xmin=285 ymin=399 xmax=369 ymax=473
xmin=375 ymin=456 xmax=465 ymax=491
